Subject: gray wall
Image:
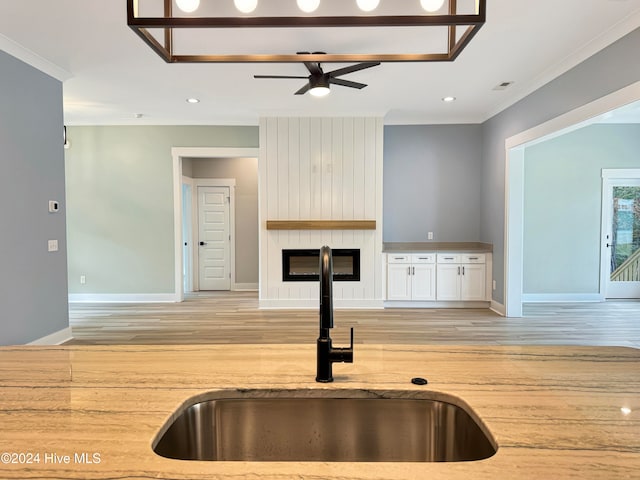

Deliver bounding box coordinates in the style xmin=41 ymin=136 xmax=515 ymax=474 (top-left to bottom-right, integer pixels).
xmin=65 ymin=126 xmax=258 ymax=294
xmin=524 ymin=124 xmax=640 ymax=295
xmin=0 ymin=51 xmax=68 ymax=345
xmin=383 ymin=125 xmax=483 ymax=242
xmin=186 ymin=157 xmax=259 ymax=285
xmin=481 ymin=27 xmax=640 ymax=304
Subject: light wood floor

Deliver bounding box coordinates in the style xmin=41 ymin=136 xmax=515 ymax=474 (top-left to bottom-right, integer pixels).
xmin=66 ymin=292 xmax=640 ymax=348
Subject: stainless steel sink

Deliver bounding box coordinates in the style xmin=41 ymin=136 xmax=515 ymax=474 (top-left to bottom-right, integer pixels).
xmin=153 ymin=391 xmax=497 ymax=462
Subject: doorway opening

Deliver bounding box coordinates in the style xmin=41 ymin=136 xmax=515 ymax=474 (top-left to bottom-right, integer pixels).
xmin=504 ymin=82 xmax=640 ymax=317
xmin=601 ymin=170 xmax=640 ymax=299
xmin=172 ymin=148 xmax=259 ymax=302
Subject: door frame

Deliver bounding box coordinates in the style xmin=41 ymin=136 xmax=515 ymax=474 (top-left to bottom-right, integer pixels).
xmin=600 ymin=169 xmax=640 ymax=299
xmin=503 ymin=80 xmax=640 ymax=317
xmin=192 ymin=179 xmax=236 ymax=292
xmin=172 ymin=147 xmax=259 ymax=302
xmin=182 ymin=177 xmax=194 ymax=293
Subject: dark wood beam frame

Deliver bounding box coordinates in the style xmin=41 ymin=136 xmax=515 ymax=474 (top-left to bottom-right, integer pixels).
xmin=127 ymin=0 xmax=486 ymax=63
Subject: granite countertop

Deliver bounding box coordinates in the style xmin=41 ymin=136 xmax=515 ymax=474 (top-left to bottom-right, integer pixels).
xmin=383 ymin=242 xmax=493 ymax=253
xmin=0 ymin=344 xmax=638 ymax=479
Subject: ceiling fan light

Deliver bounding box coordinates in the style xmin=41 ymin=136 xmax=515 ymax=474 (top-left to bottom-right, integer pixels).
xmin=297 ymin=0 xmax=320 ymax=13
xmin=356 ymin=0 xmax=380 ymax=12
xmin=234 ymin=0 xmax=258 ymax=13
xmin=310 ymin=86 xmax=331 ymax=97
xmin=175 ymin=0 xmax=200 ymax=13
xmin=420 ymin=0 xmax=445 ymax=13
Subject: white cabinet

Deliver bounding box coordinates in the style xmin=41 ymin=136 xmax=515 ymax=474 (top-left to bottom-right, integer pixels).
xmin=436 ymin=254 xmax=486 ymax=301
xmin=387 ymin=254 xmax=436 ymax=301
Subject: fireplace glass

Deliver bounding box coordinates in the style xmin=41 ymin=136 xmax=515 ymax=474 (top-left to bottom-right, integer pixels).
xmin=282 ymin=249 xmax=360 ymax=282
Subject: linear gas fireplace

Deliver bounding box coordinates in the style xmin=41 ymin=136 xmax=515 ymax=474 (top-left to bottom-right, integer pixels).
xmin=283 ymin=249 xmax=360 ymax=282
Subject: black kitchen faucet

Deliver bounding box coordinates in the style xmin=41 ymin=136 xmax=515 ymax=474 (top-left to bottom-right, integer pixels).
xmin=316 ymin=245 xmax=354 ymax=383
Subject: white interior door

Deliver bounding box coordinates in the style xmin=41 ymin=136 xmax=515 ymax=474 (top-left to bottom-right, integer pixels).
xmin=198 ymin=186 xmax=231 ymax=291
xmin=602 ymin=171 xmax=640 ymax=299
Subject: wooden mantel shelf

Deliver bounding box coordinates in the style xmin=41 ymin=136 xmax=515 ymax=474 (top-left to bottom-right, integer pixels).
xmin=266 ymin=220 xmax=376 ymax=230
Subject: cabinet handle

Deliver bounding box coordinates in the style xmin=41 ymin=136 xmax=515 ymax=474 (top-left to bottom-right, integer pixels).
xmin=444 ymin=257 xmax=454 ymax=260
xmin=412 ymin=266 xmax=415 ymax=275
xmin=395 ymin=257 xmax=405 ymax=260
xmin=408 ymin=267 xmax=411 ymax=275
xmin=469 ymin=257 xmax=478 ymax=260
xmin=458 ymin=266 xmax=460 ymax=275
xmin=463 ymin=266 xmax=465 ymax=275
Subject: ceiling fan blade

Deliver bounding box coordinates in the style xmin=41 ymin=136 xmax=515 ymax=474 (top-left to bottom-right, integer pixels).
xmin=254 ymin=75 xmax=309 ymax=79
xmin=303 ymin=62 xmax=323 ymax=76
xmin=329 ymin=78 xmax=367 ymax=90
xmin=328 ymin=62 xmax=380 ymax=78
xmin=294 ymin=83 xmax=311 ymax=95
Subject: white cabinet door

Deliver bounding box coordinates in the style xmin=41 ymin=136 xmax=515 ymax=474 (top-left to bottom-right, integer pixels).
xmin=412 ymin=264 xmax=436 ymax=301
xmin=461 ymin=264 xmax=486 ymax=301
xmin=436 ymin=264 xmax=461 ymax=301
xmin=387 ymin=263 xmax=412 ymax=301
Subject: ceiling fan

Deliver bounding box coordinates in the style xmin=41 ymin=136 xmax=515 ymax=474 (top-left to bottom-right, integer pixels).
xmin=254 ymin=52 xmax=380 ymax=97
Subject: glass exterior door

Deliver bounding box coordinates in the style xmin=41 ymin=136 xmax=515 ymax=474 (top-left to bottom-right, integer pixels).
xmin=604 ymin=178 xmax=640 ymax=298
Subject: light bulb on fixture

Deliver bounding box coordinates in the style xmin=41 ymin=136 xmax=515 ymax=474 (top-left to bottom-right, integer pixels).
xmin=297 ymin=0 xmax=320 ymax=13
xmin=234 ymin=0 xmax=258 ymax=13
xmin=420 ymin=0 xmax=445 ymax=13
xmin=310 ymin=86 xmax=330 ymax=97
xmin=356 ymin=0 xmax=380 ymax=12
xmin=175 ymin=0 xmax=200 ymax=13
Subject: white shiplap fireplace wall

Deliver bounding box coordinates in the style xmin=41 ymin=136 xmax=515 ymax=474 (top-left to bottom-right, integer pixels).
xmin=259 ymin=117 xmax=384 ymax=309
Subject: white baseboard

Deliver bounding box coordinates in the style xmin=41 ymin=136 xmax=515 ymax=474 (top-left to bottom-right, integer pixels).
xmin=233 ymin=283 xmax=259 ymax=291
xmin=522 ymin=293 xmax=604 ymax=303
xmin=69 ymin=293 xmax=179 ymax=303
xmin=490 ymin=300 xmax=506 ymax=316
xmin=28 ymin=327 xmax=73 ymax=346
xmin=384 ymin=301 xmax=491 ymax=309
xmin=259 ymin=299 xmax=384 ymax=309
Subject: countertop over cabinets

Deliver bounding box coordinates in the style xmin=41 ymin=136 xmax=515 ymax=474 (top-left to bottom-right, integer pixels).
xmin=0 ymin=344 xmax=638 ymax=479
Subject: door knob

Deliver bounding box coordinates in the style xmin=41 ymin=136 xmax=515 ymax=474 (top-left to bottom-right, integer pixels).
xmin=199 ymin=241 xmax=207 ymax=246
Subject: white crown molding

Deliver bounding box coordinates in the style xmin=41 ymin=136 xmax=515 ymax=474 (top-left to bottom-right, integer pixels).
xmin=0 ymin=34 xmax=72 ymax=82
xmin=484 ymin=8 xmax=640 ymax=122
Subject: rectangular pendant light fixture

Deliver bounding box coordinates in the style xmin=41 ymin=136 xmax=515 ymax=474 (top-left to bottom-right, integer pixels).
xmin=127 ymin=0 xmax=486 ymax=64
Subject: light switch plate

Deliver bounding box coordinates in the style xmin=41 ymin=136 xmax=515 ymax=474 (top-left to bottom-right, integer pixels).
xmin=48 ymin=239 xmax=58 ymax=252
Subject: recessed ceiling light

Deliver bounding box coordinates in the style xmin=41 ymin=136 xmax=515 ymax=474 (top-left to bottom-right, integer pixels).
xmin=134 ymin=113 xmax=143 ymax=118
xmin=442 ymin=96 xmax=456 ymax=102
xmin=186 ymin=98 xmax=200 ymax=104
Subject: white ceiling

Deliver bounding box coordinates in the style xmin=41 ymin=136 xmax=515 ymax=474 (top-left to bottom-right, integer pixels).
xmin=1 ymin=0 xmax=640 ymax=126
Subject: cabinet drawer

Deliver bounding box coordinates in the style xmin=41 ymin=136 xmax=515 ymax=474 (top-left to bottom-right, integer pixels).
xmin=462 ymin=254 xmax=485 ymax=264
xmin=388 ymin=254 xmax=411 ymax=264
xmin=411 ymin=254 xmax=435 ymax=264
xmin=437 ymin=254 xmax=460 ymax=264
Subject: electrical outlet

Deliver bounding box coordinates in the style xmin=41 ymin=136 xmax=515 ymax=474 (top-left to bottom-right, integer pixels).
xmin=427 ymin=232 xmax=434 ymax=240
xmin=47 ymin=239 xmax=58 ymax=252
xmin=80 ymin=275 xmax=86 ymax=285
xmin=493 ymin=280 xmax=497 ymax=291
